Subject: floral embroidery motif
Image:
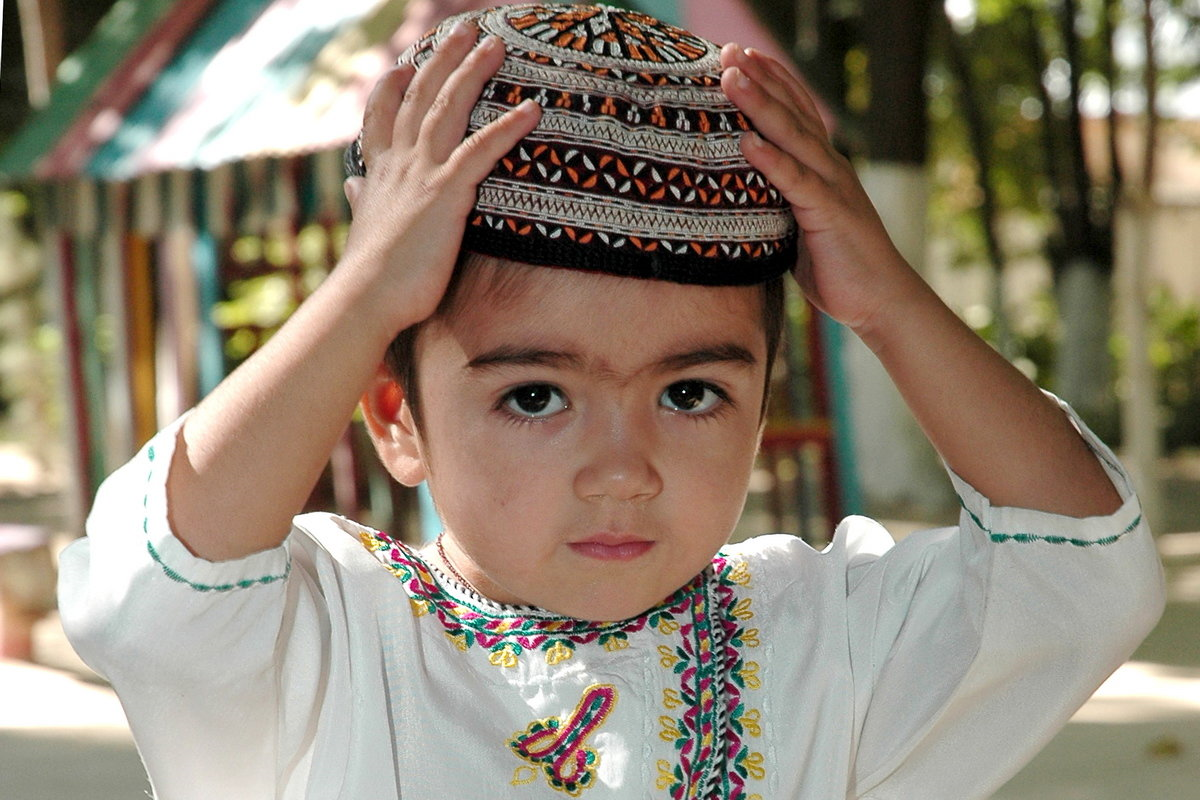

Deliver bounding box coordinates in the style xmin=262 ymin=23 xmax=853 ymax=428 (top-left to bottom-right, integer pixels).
xmin=357 ymin=529 xmax=765 ymax=798
xmin=509 ymin=684 xmax=618 ymax=796
xmin=358 ymin=529 xmax=694 ymax=666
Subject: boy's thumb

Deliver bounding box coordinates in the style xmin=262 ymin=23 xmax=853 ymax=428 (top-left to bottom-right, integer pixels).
xmin=343 ymin=177 xmax=364 ymax=211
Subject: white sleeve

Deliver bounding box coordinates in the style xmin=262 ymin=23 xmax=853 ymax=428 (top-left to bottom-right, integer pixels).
xmin=846 ymin=398 xmax=1166 ymax=799
xmin=57 ymin=417 xmax=329 ymax=798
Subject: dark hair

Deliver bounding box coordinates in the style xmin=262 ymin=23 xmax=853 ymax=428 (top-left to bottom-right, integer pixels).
xmin=386 ymin=254 xmax=786 ymax=430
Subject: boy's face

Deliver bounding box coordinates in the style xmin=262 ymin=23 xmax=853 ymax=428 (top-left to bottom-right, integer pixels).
xmin=389 ymin=262 xmax=768 ymax=621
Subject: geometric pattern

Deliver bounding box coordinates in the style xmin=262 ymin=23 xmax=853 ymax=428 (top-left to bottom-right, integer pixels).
xmin=346 ymin=4 xmax=797 ymax=286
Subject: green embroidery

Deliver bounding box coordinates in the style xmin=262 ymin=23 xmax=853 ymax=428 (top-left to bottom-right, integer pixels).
xmin=960 ymin=500 xmax=1142 ymax=547
xmin=144 ymin=442 xmax=290 ymax=592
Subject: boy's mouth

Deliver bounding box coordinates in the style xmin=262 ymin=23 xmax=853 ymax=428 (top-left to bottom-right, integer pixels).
xmin=568 ymin=534 xmax=655 ymax=562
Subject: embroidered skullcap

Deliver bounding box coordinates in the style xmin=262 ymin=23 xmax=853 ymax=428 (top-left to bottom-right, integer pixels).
xmin=346 ymin=3 xmax=797 ymax=286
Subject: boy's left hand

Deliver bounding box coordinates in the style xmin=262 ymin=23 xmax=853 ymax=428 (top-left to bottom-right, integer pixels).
xmin=719 ymin=45 xmax=920 ymax=344
xmin=720 ymin=45 xmax=1123 ymax=519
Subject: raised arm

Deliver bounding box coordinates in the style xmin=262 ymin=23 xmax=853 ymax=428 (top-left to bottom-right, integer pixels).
xmin=720 ymin=45 xmax=1119 ymax=518
xmin=166 ymin=24 xmax=541 ymax=560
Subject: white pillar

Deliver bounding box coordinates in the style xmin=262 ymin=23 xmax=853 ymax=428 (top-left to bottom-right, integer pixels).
xmin=849 ymin=161 xmax=956 ymax=517
xmin=1115 ymin=201 xmax=1164 ymax=531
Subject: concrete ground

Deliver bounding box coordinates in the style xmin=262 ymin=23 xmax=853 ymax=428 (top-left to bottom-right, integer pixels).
xmin=0 ymin=529 xmax=1196 ymax=799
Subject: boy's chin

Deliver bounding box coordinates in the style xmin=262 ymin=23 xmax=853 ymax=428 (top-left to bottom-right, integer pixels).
xmin=536 ymin=582 xmax=686 ymax=623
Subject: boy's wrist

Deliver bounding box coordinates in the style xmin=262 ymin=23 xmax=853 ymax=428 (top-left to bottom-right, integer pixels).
xmin=322 ymin=251 xmax=432 ymax=349
xmin=845 ymin=260 xmax=941 ymax=357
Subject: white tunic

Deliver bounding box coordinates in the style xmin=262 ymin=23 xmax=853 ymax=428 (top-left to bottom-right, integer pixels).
xmin=58 ymin=402 xmax=1164 ymax=799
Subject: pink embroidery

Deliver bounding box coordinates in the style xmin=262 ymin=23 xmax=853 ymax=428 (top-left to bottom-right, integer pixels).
xmin=510 ymin=684 xmax=618 ymax=795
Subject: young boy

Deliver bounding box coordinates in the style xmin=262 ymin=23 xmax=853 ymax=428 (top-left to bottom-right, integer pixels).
xmin=60 ymin=5 xmax=1163 ymax=798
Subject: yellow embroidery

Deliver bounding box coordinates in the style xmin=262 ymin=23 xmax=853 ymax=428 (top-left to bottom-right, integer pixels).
xmin=662 ymin=689 xmax=683 ymax=710
xmin=739 ymin=661 xmax=762 ymax=690
xmin=489 ymin=646 xmax=520 ymax=668
xmin=744 ymin=751 xmax=766 ymax=780
xmin=655 ymin=760 xmax=676 ymax=789
xmin=512 ymin=766 xmax=539 ymax=786
xmin=657 ymin=617 xmax=680 ymax=634
xmin=731 ymin=597 xmax=754 ymax=620
xmin=740 ymin=708 xmax=763 ymax=737
xmin=659 ymin=715 xmax=682 ymax=742
xmin=445 ymin=631 xmax=470 ymax=652
xmin=602 ymin=636 xmax=629 ymax=652
xmin=359 ymin=531 xmax=385 ymax=551
xmin=658 ymin=645 xmax=680 ymax=668
xmin=727 ymin=559 xmax=751 ymax=586
xmin=741 ymin=627 xmax=761 ymax=647
xmin=545 ymin=641 xmax=574 ymax=665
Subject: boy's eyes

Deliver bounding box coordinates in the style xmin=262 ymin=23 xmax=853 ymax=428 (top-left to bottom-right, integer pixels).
xmin=660 ymin=380 xmax=727 ymax=415
xmin=501 ymin=384 xmax=569 ymax=419
xmin=498 ymin=380 xmax=729 ymax=420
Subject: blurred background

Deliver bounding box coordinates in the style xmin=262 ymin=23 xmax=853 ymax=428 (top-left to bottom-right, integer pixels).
xmin=0 ymin=0 xmax=1197 ymax=797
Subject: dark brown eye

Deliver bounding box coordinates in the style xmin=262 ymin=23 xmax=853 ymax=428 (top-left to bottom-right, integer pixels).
xmin=503 ymin=384 xmax=567 ymax=418
xmin=661 ymin=381 xmax=722 ymax=414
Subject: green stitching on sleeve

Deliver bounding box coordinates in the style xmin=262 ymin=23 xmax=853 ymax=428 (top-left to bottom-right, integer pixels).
xmin=143 ymin=438 xmax=290 ymax=591
xmin=960 ymin=500 xmax=1142 ymax=548
xmin=145 ymin=539 xmax=290 ymax=592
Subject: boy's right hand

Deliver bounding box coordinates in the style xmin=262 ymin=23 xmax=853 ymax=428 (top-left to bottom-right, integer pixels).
xmin=337 ymin=21 xmax=541 ymax=338
xmin=164 ymin=25 xmax=539 ymax=562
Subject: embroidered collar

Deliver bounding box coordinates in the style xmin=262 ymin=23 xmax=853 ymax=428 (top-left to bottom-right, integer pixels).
xmin=358 ymin=528 xmax=702 ymax=663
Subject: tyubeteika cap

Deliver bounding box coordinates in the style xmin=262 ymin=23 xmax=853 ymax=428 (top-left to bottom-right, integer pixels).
xmin=345 ymin=3 xmax=797 ymax=286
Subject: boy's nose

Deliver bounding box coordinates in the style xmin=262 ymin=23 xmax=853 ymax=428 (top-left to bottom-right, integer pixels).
xmin=573 ymin=419 xmax=663 ymax=503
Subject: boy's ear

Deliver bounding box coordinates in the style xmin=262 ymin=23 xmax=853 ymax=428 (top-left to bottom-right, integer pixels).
xmin=360 ymin=367 xmax=426 ymax=487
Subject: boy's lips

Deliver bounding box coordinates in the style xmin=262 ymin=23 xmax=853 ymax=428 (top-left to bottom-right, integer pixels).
xmin=568 ymin=534 xmax=655 ymax=561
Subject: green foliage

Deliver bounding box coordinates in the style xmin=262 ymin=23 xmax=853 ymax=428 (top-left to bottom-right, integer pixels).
xmin=212 ymin=222 xmax=345 ymax=366
xmin=1145 ymin=288 xmax=1200 ymax=450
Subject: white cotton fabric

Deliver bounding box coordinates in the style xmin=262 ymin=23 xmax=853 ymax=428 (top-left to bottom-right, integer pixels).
xmin=58 ymin=400 xmax=1164 ymax=799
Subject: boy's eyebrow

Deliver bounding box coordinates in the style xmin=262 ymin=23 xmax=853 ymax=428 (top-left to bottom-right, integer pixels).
xmin=466 ymin=347 xmax=586 ymax=372
xmin=653 ymin=343 xmax=759 ymax=372
xmin=465 ymin=342 xmax=757 ymax=373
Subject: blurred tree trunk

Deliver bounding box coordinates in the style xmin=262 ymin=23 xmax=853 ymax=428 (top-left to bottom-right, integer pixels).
xmin=941 ymin=12 xmax=1014 ymax=357
xmin=1116 ymin=0 xmax=1164 ymax=528
xmin=1031 ymin=0 xmax=1119 ymax=440
xmin=850 ymin=0 xmax=956 ymax=517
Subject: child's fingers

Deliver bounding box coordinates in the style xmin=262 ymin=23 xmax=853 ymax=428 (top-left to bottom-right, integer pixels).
xmin=720 ymin=45 xmax=823 ymax=141
xmin=359 ymin=65 xmax=415 ymax=168
xmin=418 ymin=34 xmax=510 ymax=161
xmin=721 ymin=66 xmax=837 ymax=182
xmin=740 ymin=131 xmax=824 ymax=212
xmin=746 ymin=50 xmax=827 ymax=137
xmin=719 ymin=44 xmax=800 ymax=130
xmin=393 ymin=21 xmax=482 ymax=147
xmin=451 ymin=99 xmax=543 ymax=186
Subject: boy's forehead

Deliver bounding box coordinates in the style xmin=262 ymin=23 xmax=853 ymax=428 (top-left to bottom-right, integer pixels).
xmin=444 ymin=255 xmax=766 ymax=337
xmin=348 ymin=3 xmax=798 ymax=288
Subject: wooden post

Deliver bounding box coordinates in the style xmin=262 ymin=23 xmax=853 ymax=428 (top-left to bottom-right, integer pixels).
xmin=14 ymin=0 xmax=65 ymax=108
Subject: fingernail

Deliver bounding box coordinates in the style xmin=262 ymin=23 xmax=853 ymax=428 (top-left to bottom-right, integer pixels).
xmin=735 ymin=68 xmax=751 ymax=90
xmin=745 ymin=131 xmax=763 ymax=147
xmin=480 ymin=34 xmax=502 ymax=52
xmin=451 ymin=20 xmax=473 ymax=38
